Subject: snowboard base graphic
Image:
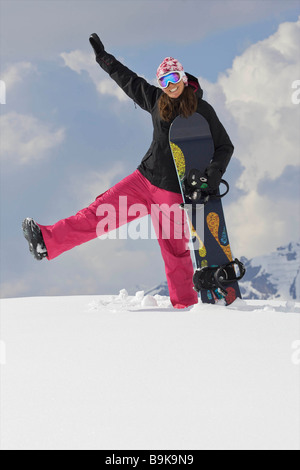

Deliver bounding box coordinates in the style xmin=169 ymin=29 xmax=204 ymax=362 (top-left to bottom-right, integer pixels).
xmin=169 ymin=113 xmax=242 ymax=305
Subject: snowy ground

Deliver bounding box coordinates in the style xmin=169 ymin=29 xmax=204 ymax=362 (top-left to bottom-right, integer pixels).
xmin=0 ymin=291 xmax=299 ymax=450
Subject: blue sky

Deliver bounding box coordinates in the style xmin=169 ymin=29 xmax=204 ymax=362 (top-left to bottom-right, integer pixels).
xmin=1 ymin=0 xmax=300 ymax=298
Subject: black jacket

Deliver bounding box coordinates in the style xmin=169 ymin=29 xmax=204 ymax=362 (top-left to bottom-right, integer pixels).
xmin=95 ymin=51 xmax=234 ymax=193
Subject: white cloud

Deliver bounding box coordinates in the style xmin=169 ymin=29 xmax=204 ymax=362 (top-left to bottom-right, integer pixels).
xmin=199 ymin=18 xmax=300 ymax=257
xmin=1 ymin=61 xmax=36 ymax=91
xmin=60 ymin=50 xmax=129 ymax=102
xmin=227 ymin=190 xmax=300 ymax=258
xmin=67 ymin=238 xmax=153 ymax=288
xmin=70 ymin=162 xmax=126 ymax=207
xmin=210 ymin=18 xmax=300 ymax=190
xmin=0 ymin=112 xmax=65 ymax=164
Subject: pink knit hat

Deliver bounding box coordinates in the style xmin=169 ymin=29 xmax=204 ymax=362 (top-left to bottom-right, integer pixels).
xmin=156 ymin=57 xmax=188 ymax=87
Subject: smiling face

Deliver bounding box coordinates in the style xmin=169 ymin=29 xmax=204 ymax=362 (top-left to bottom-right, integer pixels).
xmin=162 ymin=79 xmax=185 ymax=99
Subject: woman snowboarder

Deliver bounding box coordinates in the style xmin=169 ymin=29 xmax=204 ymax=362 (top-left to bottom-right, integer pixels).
xmin=22 ymin=34 xmax=234 ymax=309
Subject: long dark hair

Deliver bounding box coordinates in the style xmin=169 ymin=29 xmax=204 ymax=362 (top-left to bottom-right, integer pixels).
xmin=158 ymin=85 xmax=198 ymax=122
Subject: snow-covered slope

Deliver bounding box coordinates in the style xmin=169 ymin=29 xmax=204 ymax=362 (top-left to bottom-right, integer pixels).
xmin=0 ymin=292 xmax=299 ymax=450
xmin=147 ymin=240 xmax=300 ymax=301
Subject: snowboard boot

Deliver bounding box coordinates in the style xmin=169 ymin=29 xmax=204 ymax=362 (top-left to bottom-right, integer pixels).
xmin=22 ymin=218 xmax=48 ymax=261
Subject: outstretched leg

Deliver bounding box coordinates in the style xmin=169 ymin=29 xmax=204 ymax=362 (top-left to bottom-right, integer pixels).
xmin=25 ymin=170 xmax=150 ymax=260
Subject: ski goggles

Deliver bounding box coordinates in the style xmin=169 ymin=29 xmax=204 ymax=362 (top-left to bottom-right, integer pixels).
xmin=157 ymin=70 xmax=185 ymax=89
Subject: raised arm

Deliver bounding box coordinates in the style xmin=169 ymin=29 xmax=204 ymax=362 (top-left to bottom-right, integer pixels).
xmin=89 ymin=34 xmax=161 ymax=112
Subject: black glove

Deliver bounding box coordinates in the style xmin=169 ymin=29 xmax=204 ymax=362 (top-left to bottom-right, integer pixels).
xmin=182 ymin=169 xmax=208 ymax=201
xmin=186 ymin=169 xmax=208 ymax=191
xmin=89 ymin=33 xmax=105 ymax=57
xmin=205 ymin=163 xmax=223 ymax=191
xmin=183 ymin=165 xmax=223 ymax=201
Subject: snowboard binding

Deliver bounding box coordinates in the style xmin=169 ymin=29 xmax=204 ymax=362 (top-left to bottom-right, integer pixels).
xmin=183 ymin=171 xmax=229 ymax=204
xmin=193 ymin=259 xmax=246 ymax=298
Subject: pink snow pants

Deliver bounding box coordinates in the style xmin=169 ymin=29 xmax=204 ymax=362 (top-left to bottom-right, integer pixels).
xmin=38 ymin=170 xmax=198 ymax=309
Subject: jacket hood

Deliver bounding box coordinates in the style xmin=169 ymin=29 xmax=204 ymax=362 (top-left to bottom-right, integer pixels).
xmin=186 ymin=72 xmax=203 ymax=99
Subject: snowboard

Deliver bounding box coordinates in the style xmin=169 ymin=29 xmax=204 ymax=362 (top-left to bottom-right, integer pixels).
xmin=169 ymin=113 xmax=242 ymax=305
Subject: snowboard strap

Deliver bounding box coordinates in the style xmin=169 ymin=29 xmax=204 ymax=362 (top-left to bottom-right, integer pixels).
xmin=184 ymin=179 xmax=230 ymax=204
xmin=193 ymin=258 xmax=246 ymax=297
